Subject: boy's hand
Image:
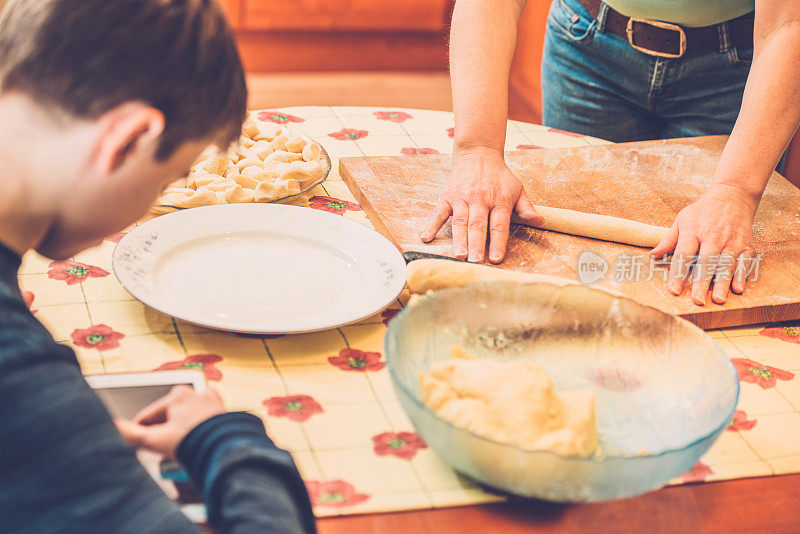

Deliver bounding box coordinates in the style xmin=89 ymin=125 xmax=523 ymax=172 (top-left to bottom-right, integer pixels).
xmin=116 ymin=385 xmax=225 ymax=458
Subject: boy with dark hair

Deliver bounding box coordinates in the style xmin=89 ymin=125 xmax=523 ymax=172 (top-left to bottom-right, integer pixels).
xmin=0 ymin=0 xmax=316 ymax=532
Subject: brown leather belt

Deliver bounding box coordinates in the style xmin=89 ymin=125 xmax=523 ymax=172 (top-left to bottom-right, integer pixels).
xmin=578 ymin=0 xmax=754 ymax=58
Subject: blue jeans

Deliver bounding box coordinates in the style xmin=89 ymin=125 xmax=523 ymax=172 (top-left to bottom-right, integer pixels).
xmin=541 ymin=0 xmax=753 ymax=142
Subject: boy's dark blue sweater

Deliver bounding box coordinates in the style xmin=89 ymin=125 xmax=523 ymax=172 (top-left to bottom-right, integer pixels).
xmin=0 ymin=242 xmax=315 ymax=533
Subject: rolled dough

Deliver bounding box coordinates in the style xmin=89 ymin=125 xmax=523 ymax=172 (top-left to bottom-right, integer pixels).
xmin=420 ymin=348 xmax=598 ymax=456
xmin=515 ymin=205 xmax=669 ymax=248
xmin=406 ymin=258 xmax=577 ymax=295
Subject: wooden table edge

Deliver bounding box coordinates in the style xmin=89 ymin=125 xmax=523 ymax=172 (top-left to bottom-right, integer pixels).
xmin=317 ymin=472 xmax=800 ymax=533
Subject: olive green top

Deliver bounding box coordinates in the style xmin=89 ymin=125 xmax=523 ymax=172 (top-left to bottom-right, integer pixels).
xmin=605 ymin=0 xmax=755 ymax=27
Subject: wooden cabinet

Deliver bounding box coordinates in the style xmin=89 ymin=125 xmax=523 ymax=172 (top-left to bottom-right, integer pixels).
xmin=242 ymin=0 xmax=449 ymax=32
xmin=218 ymin=0 xmax=242 ymax=24
xmin=220 ymin=0 xmax=558 ymax=121
xmin=222 ymin=0 xmax=453 ymax=72
xmin=508 ymin=3 xmax=549 ymax=124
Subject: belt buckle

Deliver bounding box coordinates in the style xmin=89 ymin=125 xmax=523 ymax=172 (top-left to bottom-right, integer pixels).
xmin=626 ymin=17 xmax=687 ymax=58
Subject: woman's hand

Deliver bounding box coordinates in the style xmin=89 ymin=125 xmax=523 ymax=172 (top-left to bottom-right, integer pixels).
xmin=651 ymin=184 xmax=759 ymax=305
xmin=116 ymin=385 xmax=226 ymax=458
xmin=422 ymin=147 xmax=543 ymax=263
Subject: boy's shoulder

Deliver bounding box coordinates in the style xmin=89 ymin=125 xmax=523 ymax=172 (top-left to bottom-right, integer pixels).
xmin=0 ymin=242 xmax=25 ymax=311
xmin=0 ymin=245 xmax=71 ymax=366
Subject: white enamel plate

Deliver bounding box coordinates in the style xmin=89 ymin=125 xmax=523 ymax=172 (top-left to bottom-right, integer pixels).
xmin=113 ymin=204 xmax=407 ymax=334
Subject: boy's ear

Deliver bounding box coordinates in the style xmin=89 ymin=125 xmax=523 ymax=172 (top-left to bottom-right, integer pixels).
xmin=93 ymin=102 xmax=165 ymax=176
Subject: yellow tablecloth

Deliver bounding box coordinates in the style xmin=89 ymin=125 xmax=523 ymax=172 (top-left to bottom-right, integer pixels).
xmin=18 ymin=106 xmax=800 ymax=517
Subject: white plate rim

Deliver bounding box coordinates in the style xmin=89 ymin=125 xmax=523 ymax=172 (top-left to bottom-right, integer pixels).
xmin=112 ymin=204 xmax=407 ymax=334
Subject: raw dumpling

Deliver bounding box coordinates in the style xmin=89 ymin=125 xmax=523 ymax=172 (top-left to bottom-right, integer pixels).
xmin=254 ymin=124 xmax=282 ymax=142
xmin=279 ymin=160 xmax=312 ymax=182
xmin=236 ymin=145 xmax=257 ymax=162
xmin=250 ymin=140 xmax=274 ymax=160
xmin=196 ymin=155 xmax=228 ymax=175
xmin=172 ymin=188 xmax=217 ymax=208
xmin=280 ymin=160 xmax=324 ymax=184
xmin=274 ymin=178 xmax=301 ymax=196
xmin=161 ymin=187 xmax=194 ymax=196
xmin=187 ymin=173 xmax=222 ymax=189
xmin=200 ymin=178 xmax=237 ymax=192
xmin=285 ymin=136 xmax=307 ymax=153
xmin=242 ymin=119 xmax=260 ymax=139
xmin=306 ymin=161 xmax=325 ymax=180
xmin=242 ymin=165 xmax=281 ymax=181
xmin=253 ymin=181 xmax=278 ymax=202
xmin=156 ymin=117 xmax=327 ymax=210
xmin=302 ymin=142 xmax=321 ymax=162
xmin=236 ymin=157 xmax=262 ymax=173
xmin=229 ymin=173 xmax=260 ymax=189
xmin=225 ymin=185 xmax=255 ymax=203
xmin=265 ymin=150 xmax=302 ymax=164
xmin=270 ymin=133 xmax=289 ymax=152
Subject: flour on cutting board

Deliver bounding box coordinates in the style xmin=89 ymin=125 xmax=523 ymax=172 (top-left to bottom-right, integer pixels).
xmin=510 ymin=142 xmax=714 ymax=192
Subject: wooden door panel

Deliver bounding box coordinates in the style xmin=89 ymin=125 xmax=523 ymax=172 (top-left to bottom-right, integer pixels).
xmin=242 ymin=0 xmax=449 ymax=31
xmin=219 ymin=0 xmax=242 ymax=26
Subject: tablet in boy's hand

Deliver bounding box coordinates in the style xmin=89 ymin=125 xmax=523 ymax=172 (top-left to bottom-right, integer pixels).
xmin=85 ymin=370 xmax=207 ymax=420
xmin=85 ymin=370 xmax=209 ymax=522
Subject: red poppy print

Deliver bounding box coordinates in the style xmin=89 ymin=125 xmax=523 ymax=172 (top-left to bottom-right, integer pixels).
xmin=516 ymin=144 xmax=543 ymax=150
xmin=328 ymin=128 xmax=368 ymax=141
xmin=21 ymin=291 xmax=37 ymax=314
xmin=373 ymin=111 xmax=413 ymax=123
xmin=447 ymin=127 xmax=455 ymax=138
xmin=678 ymin=462 xmax=713 ymax=484
xmin=401 ymin=147 xmax=440 ymax=155
xmin=381 ymin=308 xmax=400 ymax=326
xmin=263 ymin=394 xmax=323 ymax=422
xmin=372 ymin=431 xmax=427 ymax=460
xmin=759 ymin=325 xmax=800 ymax=344
xmin=154 ymin=354 xmax=223 ymax=381
xmin=727 ymin=410 xmax=757 ymax=432
xmin=48 ymin=260 xmax=109 ymax=285
xmin=731 ymin=358 xmax=795 ymax=389
xmin=308 ymin=196 xmax=362 ymax=215
xmin=257 ymin=111 xmax=305 ymax=124
xmin=328 ymin=348 xmax=386 ymax=372
xmin=105 ymin=232 xmax=127 ymax=243
xmin=306 ymin=480 xmax=369 ymax=508
xmin=589 ymin=368 xmax=641 ymax=392
xmin=71 ymin=324 xmax=125 ymax=351
xmin=547 ymin=127 xmax=585 ymax=138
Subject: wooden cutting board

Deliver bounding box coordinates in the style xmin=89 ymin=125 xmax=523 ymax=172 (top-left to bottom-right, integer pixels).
xmin=339 ymin=136 xmax=800 ymax=329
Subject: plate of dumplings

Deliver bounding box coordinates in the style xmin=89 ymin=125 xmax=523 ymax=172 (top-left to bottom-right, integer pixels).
xmin=153 ymin=117 xmax=330 ymax=213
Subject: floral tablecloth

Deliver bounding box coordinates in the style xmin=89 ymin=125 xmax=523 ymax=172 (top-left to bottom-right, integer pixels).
xmin=18 ymin=106 xmax=800 ymax=517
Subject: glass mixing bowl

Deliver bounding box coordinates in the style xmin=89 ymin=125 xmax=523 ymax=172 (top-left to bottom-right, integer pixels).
xmin=384 ymin=281 xmax=739 ymax=502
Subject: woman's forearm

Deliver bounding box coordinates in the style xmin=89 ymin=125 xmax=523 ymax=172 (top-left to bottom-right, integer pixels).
xmin=450 ymin=0 xmax=527 ymax=157
xmin=425 ymin=0 xmax=539 ymax=264
xmin=713 ymin=6 xmax=800 ymax=201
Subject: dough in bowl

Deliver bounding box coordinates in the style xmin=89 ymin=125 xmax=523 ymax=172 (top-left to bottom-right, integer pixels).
xmin=420 ymin=348 xmax=598 ymax=457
